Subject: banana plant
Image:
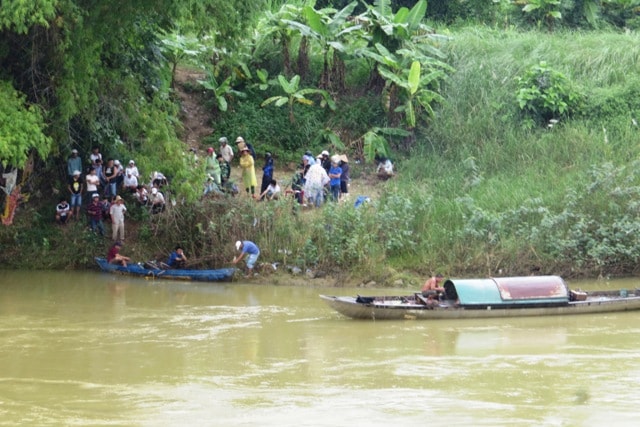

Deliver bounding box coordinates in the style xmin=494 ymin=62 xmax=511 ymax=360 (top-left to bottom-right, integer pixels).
xmin=197 ymin=71 xmax=246 ymax=113
xmin=283 ymin=2 xmax=362 ymax=90
xmin=160 ymin=33 xmax=208 ymax=88
xmin=521 ymin=0 xmax=562 ymax=30
xmin=362 ymin=126 xmax=410 ymax=162
xmin=311 ymin=128 xmax=346 ymax=151
xmin=261 ymin=74 xmax=336 ymax=123
xmin=377 ymin=56 xmax=446 ymax=128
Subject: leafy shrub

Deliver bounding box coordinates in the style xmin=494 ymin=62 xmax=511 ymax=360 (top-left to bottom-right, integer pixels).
xmin=516 ymin=61 xmax=583 ymax=124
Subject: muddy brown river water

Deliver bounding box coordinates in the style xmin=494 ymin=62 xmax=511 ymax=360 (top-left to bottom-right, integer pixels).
xmin=1 ymin=271 xmax=639 ymax=426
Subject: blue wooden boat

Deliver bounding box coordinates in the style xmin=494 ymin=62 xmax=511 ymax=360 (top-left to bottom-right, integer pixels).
xmin=95 ymin=257 xmax=237 ymax=282
xmin=321 ymin=275 xmax=640 ymax=320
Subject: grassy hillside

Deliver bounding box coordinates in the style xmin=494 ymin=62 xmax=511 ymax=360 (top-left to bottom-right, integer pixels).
xmin=402 ymin=28 xmax=640 ymax=278
xmin=5 ymin=28 xmax=640 ymax=283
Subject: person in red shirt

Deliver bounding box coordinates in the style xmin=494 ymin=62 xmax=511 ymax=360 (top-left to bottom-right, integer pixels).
xmin=107 ymin=241 xmax=131 ymax=267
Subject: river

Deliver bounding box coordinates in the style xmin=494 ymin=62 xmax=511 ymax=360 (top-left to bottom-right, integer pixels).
xmin=0 ymin=271 xmax=639 ymax=426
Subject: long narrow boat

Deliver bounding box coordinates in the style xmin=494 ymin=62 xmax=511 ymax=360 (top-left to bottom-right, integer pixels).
xmin=320 ymin=275 xmax=640 ymax=320
xmin=95 ymin=257 xmax=237 ymax=282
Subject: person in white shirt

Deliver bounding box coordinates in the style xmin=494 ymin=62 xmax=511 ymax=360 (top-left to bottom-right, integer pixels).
xmin=109 ymin=195 xmax=127 ymax=241
xmin=149 ymin=187 xmax=165 ymax=214
xmin=259 ymin=179 xmax=281 ymax=201
xmin=125 ymin=160 xmax=140 ymax=178
xmin=85 ymin=168 xmax=100 ymax=195
xmin=219 ymin=137 xmax=234 ymax=164
xmin=123 ymin=172 xmax=138 ymax=192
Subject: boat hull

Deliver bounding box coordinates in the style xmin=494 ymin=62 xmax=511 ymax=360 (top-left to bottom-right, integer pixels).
xmin=95 ymin=257 xmax=236 ymax=282
xmin=320 ymin=292 xmax=640 ymax=320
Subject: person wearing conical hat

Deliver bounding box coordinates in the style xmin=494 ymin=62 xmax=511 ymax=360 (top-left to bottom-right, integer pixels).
xmin=239 ymin=146 xmax=257 ymax=197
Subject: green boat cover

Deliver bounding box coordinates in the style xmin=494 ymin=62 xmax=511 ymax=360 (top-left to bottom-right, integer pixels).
xmin=443 ymin=276 xmax=569 ymax=306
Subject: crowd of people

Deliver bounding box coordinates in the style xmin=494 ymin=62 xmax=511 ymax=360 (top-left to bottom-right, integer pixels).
xmin=59 ymin=136 xmax=387 ymax=273
xmin=198 ymin=136 xmax=353 ymax=208
xmin=58 ymin=146 xmax=168 ymax=239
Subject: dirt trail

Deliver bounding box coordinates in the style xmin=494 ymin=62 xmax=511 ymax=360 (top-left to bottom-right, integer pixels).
xmin=174 ymin=68 xmax=213 ymax=150
xmin=172 ymin=67 xmax=387 ymax=199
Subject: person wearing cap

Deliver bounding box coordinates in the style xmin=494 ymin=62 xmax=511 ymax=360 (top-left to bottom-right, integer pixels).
xmin=123 ymin=167 xmax=139 ymax=192
xmin=67 ymin=149 xmax=82 ymax=179
xmin=87 ymin=193 xmax=105 ymax=236
xmin=236 ymin=136 xmax=256 ymax=159
xmin=205 ymin=147 xmax=221 ymax=186
xmin=125 ymin=160 xmax=140 ymax=179
xmin=151 ymin=171 xmax=168 ymax=188
xmin=109 ymin=195 xmax=127 ymax=241
xmin=260 ymin=152 xmax=274 ymax=199
xmin=319 ymin=150 xmax=331 ymax=173
xmin=219 ymin=137 xmax=234 ymax=164
xmin=67 ymin=170 xmax=84 ymax=219
xmin=107 ymin=241 xmax=130 ymax=267
xmin=55 ymin=197 xmax=71 ymax=224
xmin=167 ymin=245 xmax=188 ymax=269
xmin=239 ymin=146 xmax=257 ymax=197
xmin=232 ymin=240 xmax=260 ymax=276
xmin=149 ymin=187 xmax=165 ymax=214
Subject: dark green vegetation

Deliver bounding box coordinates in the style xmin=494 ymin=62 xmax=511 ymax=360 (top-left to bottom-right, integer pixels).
xmin=2 ymin=1 xmax=640 ymax=283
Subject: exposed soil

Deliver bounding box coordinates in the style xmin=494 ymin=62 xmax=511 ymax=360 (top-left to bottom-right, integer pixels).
xmin=170 ymin=67 xmax=402 ymax=287
xmin=174 ymin=68 xmax=213 ymax=151
xmin=172 ymin=66 xmax=389 ymax=199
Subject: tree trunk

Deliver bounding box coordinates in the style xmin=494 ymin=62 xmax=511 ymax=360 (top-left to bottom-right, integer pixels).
xmin=296 ymin=37 xmax=310 ymax=83
xmin=282 ymin=37 xmax=291 ymax=77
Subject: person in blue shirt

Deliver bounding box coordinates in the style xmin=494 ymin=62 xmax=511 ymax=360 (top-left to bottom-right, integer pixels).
xmin=167 ymin=245 xmax=188 ymax=269
xmin=232 ymin=240 xmax=260 ymax=276
xmin=328 ymin=156 xmax=342 ymax=202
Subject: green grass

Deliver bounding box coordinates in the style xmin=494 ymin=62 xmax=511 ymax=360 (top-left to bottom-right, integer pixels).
xmin=7 ymin=27 xmax=640 ymax=281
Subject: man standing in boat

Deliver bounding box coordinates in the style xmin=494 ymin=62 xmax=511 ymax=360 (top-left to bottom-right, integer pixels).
xmin=421 ymin=274 xmax=445 ymax=297
xmin=232 ymin=240 xmax=260 ymax=277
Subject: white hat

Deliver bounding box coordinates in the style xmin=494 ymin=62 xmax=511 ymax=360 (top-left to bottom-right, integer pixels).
xmin=235 ymin=240 xmax=242 ymax=251
xmin=129 ymin=160 xmax=135 ymax=164
xmin=71 ymin=149 xmax=78 ymax=154
xmin=219 ymin=137 xmax=228 ymax=144
xmin=151 ymin=187 xmax=158 ymax=194
xmin=321 ymin=150 xmax=329 ymax=156
xmin=114 ymin=160 xmax=121 ymax=166
xmin=92 ymin=193 xmax=99 ymax=198
xmin=236 ymin=136 xmax=245 ymax=143
xmin=72 ymin=170 xmax=81 ymax=176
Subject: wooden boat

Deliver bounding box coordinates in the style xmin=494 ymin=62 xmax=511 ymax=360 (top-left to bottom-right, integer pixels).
xmin=320 ymin=275 xmax=640 ymax=320
xmin=95 ymin=257 xmax=237 ymax=282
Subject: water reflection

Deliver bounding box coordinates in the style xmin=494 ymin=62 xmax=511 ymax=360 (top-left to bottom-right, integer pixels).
xmin=0 ymin=271 xmax=639 ymax=426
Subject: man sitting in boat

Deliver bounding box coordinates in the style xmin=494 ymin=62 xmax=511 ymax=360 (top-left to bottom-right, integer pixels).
xmin=421 ymin=274 xmax=445 ymax=297
xmin=167 ymin=245 xmax=188 ymax=269
xmin=107 ymin=241 xmax=131 ymax=267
